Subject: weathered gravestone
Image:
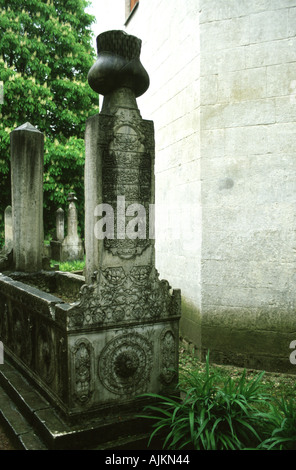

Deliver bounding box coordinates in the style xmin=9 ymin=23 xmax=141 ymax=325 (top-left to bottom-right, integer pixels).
xmin=51 ymin=195 xmax=84 ymax=263
xmin=50 ymin=208 xmax=65 ymax=261
xmin=66 ymin=30 xmax=181 ymax=410
xmin=0 ymin=31 xmax=181 ymax=448
xmin=10 ymin=122 xmax=44 ymax=272
xmin=56 ymin=207 xmax=65 ymax=242
xmin=4 ymin=206 xmax=13 ymax=253
xmin=61 ymin=192 xmax=84 ymax=261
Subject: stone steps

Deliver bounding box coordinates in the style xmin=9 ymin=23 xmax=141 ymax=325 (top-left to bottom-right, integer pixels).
xmin=0 ymin=381 xmax=47 ymax=450
xmin=0 ymin=359 xmax=159 ymax=450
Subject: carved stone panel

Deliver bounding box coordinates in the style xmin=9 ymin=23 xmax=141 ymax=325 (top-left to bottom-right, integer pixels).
xmin=36 ymin=323 xmax=56 ymax=385
xmin=98 ymin=331 xmax=153 ymax=396
xmin=159 ymin=328 xmax=178 ymax=385
xmin=99 ymin=111 xmax=154 ymax=260
xmin=9 ymin=305 xmax=33 ymax=366
xmin=67 ymin=266 xmax=180 ymax=329
xmin=71 ymin=337 xmax=94 ymax=405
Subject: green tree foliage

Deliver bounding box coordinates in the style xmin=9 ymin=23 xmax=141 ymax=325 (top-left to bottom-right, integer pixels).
xmin=0 ymin=0 xmax=99 ymax=244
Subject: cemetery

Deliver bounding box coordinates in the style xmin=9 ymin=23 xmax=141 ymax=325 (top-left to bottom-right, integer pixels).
xmin=1 ymin=0 xmax=296 ymax=451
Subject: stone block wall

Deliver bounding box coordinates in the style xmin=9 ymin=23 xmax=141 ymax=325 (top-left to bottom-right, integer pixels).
xmin=199 ymin=0 xmax=296 ymax=371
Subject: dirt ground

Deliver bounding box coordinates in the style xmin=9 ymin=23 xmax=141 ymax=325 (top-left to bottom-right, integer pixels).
xmin=0 ymin=422 xmax=16 ymax=450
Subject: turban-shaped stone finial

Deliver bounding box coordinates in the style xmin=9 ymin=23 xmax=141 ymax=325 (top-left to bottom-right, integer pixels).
xmin=88 ymin=30 xmax=150 ymax=97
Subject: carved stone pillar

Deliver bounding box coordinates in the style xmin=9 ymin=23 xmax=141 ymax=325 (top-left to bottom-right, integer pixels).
xmin=67 ymin=30 xmax=181 ymax=414
xmin=85 ymin=30 xmax=152 ymax=283
xmin=10 ymin=122 xmax=44 ymax=272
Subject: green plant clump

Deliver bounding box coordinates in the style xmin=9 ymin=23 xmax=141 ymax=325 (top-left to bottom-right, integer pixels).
xmin=259 ymin=397 xmax=296 ymax=450
xmin=50 ymin=258 xmax=85 ymax=272
xmin=139 ymin=352 xmax=296 ymax=450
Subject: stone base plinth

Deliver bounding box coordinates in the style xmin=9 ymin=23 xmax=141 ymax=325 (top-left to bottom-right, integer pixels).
xmin=0 ymin=272 xmax=180 ymax=421
xmin=0 ymin=358 xmax=165 ymax=450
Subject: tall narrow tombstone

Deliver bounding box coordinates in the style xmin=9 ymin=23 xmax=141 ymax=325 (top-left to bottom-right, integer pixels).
xmin=62 ymin=192 xmax=84 ymax=261
xmin=50 ymin=208 xmax=65 ymax=261
xmin=4 ymin=205 xmax=13 ymax=253
xmin=10 ymin=123 xmax=44 ymax=272
xmin=66 ymin=31 xmax=181 ymax=414
xmin=85 ymin=30 xmax=152 ymax=282
xmin=56 ymin=208 xmax=64 ymax=242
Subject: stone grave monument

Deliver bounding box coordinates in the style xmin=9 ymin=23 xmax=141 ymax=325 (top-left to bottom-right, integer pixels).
xmin=50 ymin=194 xmax=84 ymax=263
xmin=0 ymin=30 xmax=181 ymax=449
xmin=50 ymin=208 xmax=65 ymax=261
xmin=0 ymin=123 xmax=44 ymax=271
xmin=61 ymin=192 xmax=84 ymax=261
xmin=67 ymin=29 xmax=181 ymax=411
xmin=4 ymin=206 xmax=13 ymax=253
xmin=10 ymin=122 xmax=44 ymax=272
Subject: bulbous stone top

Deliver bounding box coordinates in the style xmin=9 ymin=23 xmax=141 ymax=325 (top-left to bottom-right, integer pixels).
xmin=88 ymin=30 xmax=150 ymax=98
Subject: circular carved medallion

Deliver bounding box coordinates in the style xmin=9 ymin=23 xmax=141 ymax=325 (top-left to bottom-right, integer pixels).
xmin=98 ymin=332 xmax=152 ymax=396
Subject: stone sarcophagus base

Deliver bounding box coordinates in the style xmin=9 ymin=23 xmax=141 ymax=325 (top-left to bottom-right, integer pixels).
xmin=0 ymin=270 xmax=180 ymax=425
xmin=0 ymin=31 xmax=181 ymax=449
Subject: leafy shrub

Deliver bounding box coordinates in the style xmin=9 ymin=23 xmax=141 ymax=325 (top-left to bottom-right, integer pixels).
xmin=259 ymin=397 xmax=296 ymax=450
xmin=139 ymin=352 xmax=276 ymax=450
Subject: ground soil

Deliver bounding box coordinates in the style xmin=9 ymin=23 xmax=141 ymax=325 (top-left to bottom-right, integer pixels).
xmin=0 ymin=422 xmax=16 ymax=450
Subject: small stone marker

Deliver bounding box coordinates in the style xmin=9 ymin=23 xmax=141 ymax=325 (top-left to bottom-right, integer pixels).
xmin=62 ymin=192 xmax=84 ymax=261
xmin=56 ymin=208 xmax=65 ymax=242
xmin=4 ymin=205 xmax=13 ymax=253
